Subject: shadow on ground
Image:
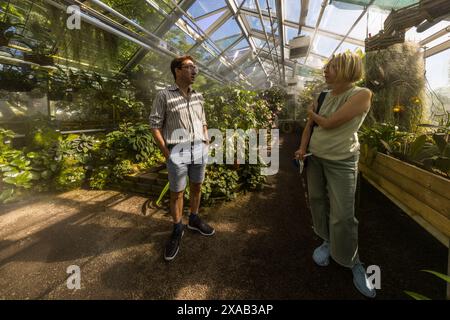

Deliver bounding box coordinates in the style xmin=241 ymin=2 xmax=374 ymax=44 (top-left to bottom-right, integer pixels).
xmin=0 ymin=133 xmax=446 ymax=299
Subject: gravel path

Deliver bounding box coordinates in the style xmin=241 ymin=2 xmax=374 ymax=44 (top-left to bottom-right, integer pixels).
xmin=0 ymin=133 xmax=447 ymax=299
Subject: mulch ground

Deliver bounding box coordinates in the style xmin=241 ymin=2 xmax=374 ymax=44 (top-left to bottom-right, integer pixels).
xmin=0 ymin=133 xmax=447 ymax=299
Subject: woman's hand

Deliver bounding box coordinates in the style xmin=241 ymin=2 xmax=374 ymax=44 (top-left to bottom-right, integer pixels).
xmin=294 ymin=147 xmax=306 ymax=160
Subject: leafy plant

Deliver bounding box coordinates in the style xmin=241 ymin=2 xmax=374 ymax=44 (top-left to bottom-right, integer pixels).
xmin=204 ymin=86 xmax=273 ymax=131
xmin=405 ymin=270 xmax=450 ymax=300
xmin=359 ymin=122 xmax=413 ymax=165
xmin=53 ymin=157 xmax=85 ymax=191
xmin=89 ymin=166 xmax=111 ymax=190
xmin=105 ymin=122 xmax=157 ymax=162
xmin=201 ymin=165 xmax=240 ymax=204
xmin=112 ymin=159 xmax=136 ymax=181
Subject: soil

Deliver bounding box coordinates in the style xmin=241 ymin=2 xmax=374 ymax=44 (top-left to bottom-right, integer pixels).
xmin=0 ymin=133 xmax=447 ymax=300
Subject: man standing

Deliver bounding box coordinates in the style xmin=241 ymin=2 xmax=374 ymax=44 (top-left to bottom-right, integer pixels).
xmin=149 ymin=55 xmax=215 ymax=261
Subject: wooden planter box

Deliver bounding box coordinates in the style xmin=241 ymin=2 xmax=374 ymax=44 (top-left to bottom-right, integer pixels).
xmin=359 ymin=152 xmax=450 ymax=298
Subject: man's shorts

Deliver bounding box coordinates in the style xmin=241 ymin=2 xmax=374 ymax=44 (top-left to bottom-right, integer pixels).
xmin=166 ymin=141 xmax=208 ymax=192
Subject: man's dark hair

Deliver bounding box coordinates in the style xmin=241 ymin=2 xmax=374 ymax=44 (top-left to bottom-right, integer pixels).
xmin=170 ymin=55 xmax=195 ymax=80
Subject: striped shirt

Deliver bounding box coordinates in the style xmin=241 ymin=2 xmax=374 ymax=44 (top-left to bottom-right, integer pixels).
xmin=149 ymin=84 xmax=207 ymax=144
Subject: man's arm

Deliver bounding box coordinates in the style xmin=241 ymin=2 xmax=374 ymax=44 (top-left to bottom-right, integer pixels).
xmin=203 ymin=125 xmax=209 ymax=144
xmin=149 ymin=92 xmax=169 ymax=159
xmin=151 ymin=128 xmax=170 ymax=160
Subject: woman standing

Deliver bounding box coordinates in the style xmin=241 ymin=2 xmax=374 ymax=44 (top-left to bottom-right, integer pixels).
xmin=295 ymin=52 xmax=376 ymax=298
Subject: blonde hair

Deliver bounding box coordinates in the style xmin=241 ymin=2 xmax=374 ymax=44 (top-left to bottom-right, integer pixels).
xmin=326 ymin=52 xmax=363 ymax=83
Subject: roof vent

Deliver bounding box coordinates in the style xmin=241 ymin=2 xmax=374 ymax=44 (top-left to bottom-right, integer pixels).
xmin=289 ymin=35 xmax=310 ymax=59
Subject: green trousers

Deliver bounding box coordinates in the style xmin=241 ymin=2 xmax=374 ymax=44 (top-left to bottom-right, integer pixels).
xmin=306 ymin=154 xmax=359 ymax=267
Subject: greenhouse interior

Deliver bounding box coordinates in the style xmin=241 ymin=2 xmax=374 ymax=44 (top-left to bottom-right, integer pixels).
xmin=0 ymin=0 xmax=449 ymax=301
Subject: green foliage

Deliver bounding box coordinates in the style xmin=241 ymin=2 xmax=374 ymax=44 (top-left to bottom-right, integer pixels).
xmin=30 ymin=127 xmax=62 ymax=150
xmin=0 ymin=65 xmax=49 ymax=93
xmin=359 ymin=122 xmax=450 ymax=177
xmin=405 ymin=270 xmax=450 ymax=300
xmin=112 ymin=159 xmax=135 ymax=181
xmin=238 ymin=163 xmax=266 ymax=191
xmin=364 ymin=42 xmax=425 ymax=130
xmin=105 ymin=122 xmax=157 ymax=162
xmin=201 ymin=165 xmax=240 ymax=204
xmin=53 ymin=157 xmax=85 ymax=191
xmin=204 ymin=86 xmax=273 ymax=131
xmin=0 ymin=149 xmax=33 ymax=189
xmin=258 ymin=86 xmax=287 ymax=115
xmin=89 ymin=166 xmax=111 ymax=190
xmin=359 ymin=123 xmax=413 ymax=156
xmin=0 ymin=128 xmax=15 ymax=151
xmin=294 ymin=79 xmax=326 ymax=125
xmin=0 ymin=148 xmax=33 ymax=203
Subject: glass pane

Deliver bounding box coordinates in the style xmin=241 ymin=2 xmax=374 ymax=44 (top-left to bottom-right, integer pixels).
xmin=164 ymin=26 xmax=196 ymax=53
xmin=191 ymin=44 xmax=216 ymax=64
xmin=253 ymin=37 xmax=270 ymax=50
xmin=406 ymin=21 xmax=450 ymax=43
xmin=306 ymin=0 xmax=322 ymax=27
xmin=426 ymin=49 xmax=450 ymax=90
xmin=231 ymin=38 xmax=250 ymax=50
xmin=425 ymin=49 xmax=450 ymax=121
xmin=95 ymin=0 xmax=165 ymax=33
xmin=283 ymin=0 xmax=301 ymax=23
xmin=196 ymin=10 xmax=226 ymax=30
xmin=332 ymin=0 xmax=419 ymax=11
xmin=210 ymin=18 xmax=242 ymax=42
xmin=312 ymin=35 xmax=341 ymax=57
xmin=215 ymin=34 xmax=242 ymax=51
xmin=246 ymin=15 xmax=275 ymax=34
xmin=150 ymin=0 xmax=177 ymax=12
xmin=259 ymin=0 xmax=276 ymax=15
xmin=225 ymin=47 xmax=251 ymax=62
xmin=305 ymin=54 xmax=325 ymax=69
xmin=320 ymin=2 xmax=364 ymax=36
xmin=335 ymin=42 xmax=363 ymax=54
xmin=187 ymin=0 xmax=226 ymax=18
xmin=348 ymin=8 xmax=389 ymax=40
xmin=286 ymin=27 xmax=311 ymax=43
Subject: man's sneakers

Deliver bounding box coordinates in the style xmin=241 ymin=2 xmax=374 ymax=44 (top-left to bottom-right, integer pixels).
xmin=164 ymin=225 xmax=185 ymax=261
xmin=352 ymin=263 xmax=376 ymax=298
xmin=188 ymin=214 xmax=215 ymax=236
xmin=312 ymin=241 xmax=330 ymax=266
xmin=164 ymin=216 xmax=214 ymax=261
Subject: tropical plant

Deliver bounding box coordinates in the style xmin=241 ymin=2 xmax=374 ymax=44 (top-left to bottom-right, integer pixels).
xmin=104 ymin=122 xmax=158 ymax=162
xmin=359 ymin=122 xmax=450 ymax=177
xmin=201 ymin=165 xmax=240 ymax=204
xmin=405 ymin=270 xmax=450 ymax=300
xmin=365 ymin=42 xmax=426 ymax=130
xmin=53 ymin=157 xmax=85 ymax=191
xmin=204 ymin=86 xmax=273 ymax=131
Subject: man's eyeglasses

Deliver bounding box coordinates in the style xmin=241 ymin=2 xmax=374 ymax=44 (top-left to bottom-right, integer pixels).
xmin=180 ymin=65 xmax=199 ymax=73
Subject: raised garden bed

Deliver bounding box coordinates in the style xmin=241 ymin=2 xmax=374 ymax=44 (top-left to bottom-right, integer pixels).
xmin=359 ymin=151 xmax=450 ymax=298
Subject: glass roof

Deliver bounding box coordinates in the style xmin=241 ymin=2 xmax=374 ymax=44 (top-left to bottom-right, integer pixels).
xmin=0 ymin=0 xmax=448 ymax=89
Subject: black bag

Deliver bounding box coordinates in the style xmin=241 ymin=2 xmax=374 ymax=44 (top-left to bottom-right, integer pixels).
xmin=294 ymin=91 xmax=328 ymax=172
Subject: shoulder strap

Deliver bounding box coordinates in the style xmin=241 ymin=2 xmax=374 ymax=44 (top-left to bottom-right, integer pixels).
xmin=310 ymin=91 xmax=328 ymax=130
xmin=316 ymin=91 xmax=328 ymax=114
